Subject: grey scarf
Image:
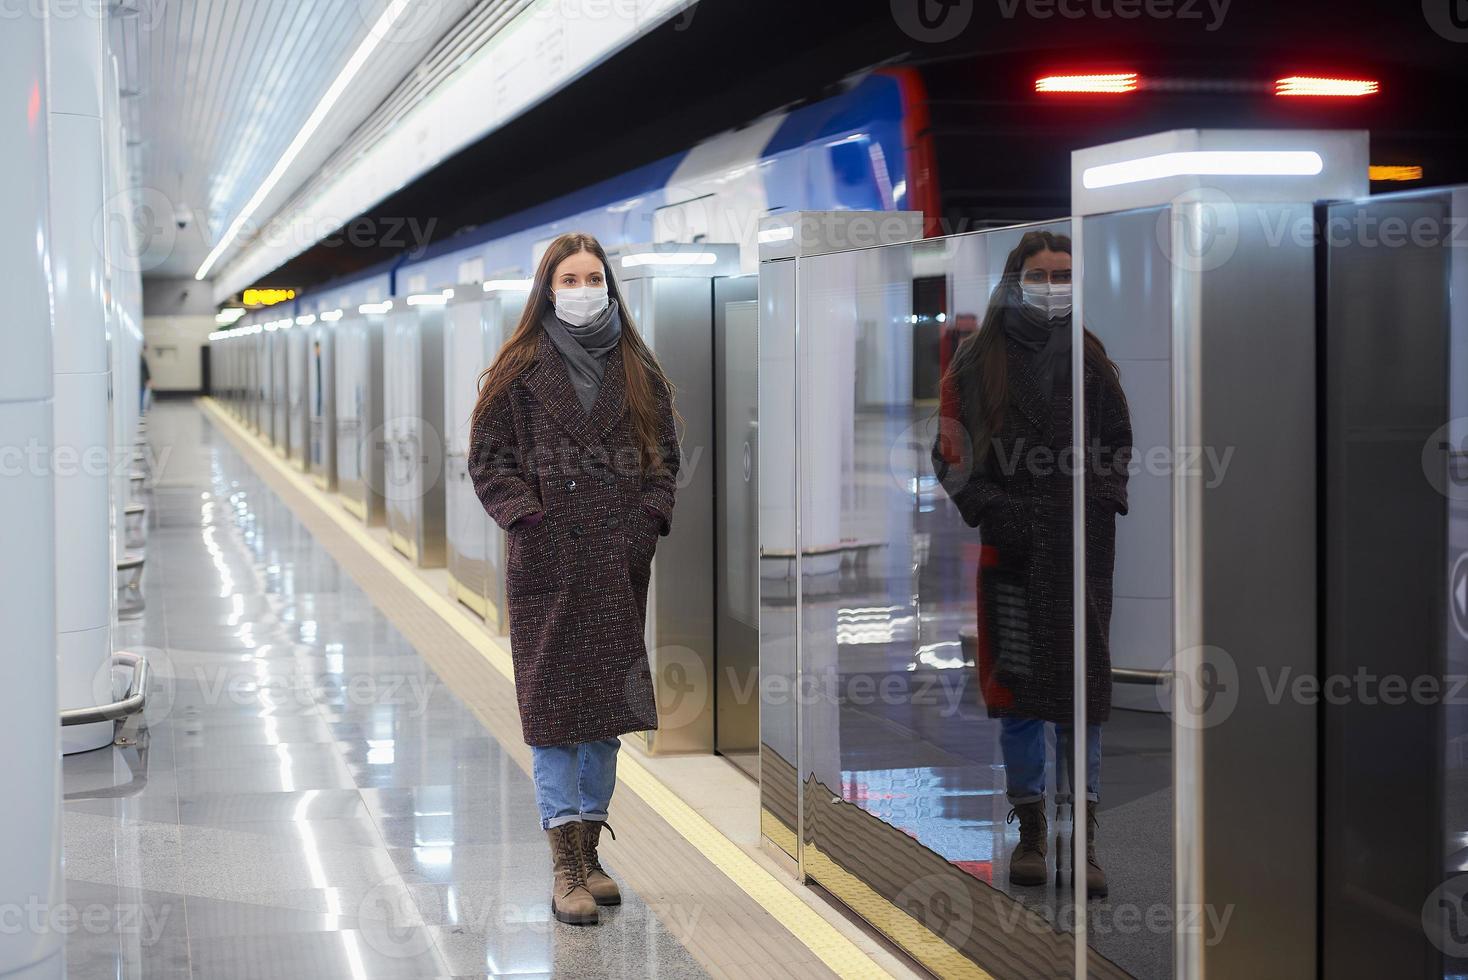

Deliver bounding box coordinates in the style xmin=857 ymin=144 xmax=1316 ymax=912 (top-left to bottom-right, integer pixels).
xmin=1002 ymin=300 xmax=1072 ymax=403
xmin=541 ymin=297 xmax=623 ymax=412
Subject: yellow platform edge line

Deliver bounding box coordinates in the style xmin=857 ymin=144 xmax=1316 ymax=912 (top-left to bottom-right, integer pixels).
xmin=198 ymin=397 xmax=893 ymax=980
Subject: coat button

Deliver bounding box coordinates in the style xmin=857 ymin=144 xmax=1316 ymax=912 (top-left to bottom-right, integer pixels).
xmin=571 ymin=523 xmax=584 ymax=537
xmin=605 ymin=516 xmax=620 ymax=529
xmin=565 ymin=479 xmax=577 ymax=491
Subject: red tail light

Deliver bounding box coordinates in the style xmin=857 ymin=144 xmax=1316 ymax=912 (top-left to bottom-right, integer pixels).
xmin=1035 ymin=73 xmax=1139 ymax=94
xmin=1275 ymin=76 xmax=1379 ymax=97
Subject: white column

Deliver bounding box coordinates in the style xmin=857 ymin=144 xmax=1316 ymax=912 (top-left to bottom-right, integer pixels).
xmin=51 ymin=7 xmax=114 ymax=755
xmin=0 ymin=14 xmax=65 ymax=980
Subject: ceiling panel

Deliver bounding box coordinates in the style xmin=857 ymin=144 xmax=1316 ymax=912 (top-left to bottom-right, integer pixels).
xmin=114 ymin=0 xmax=464 ymax=280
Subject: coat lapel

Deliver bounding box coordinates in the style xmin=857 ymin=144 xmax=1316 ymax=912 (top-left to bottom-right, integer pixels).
xmin=524 ymin=331 xmax=626 ymax=458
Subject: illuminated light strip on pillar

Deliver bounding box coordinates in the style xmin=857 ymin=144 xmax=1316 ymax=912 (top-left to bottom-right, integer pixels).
xmin=1275 ymin=76 xmax=1379 ymax=97
xmin=1035 ymin=73 xmax=1139 ymax=94
xmin=1081 ymin=150 xmax=1324 ymax=189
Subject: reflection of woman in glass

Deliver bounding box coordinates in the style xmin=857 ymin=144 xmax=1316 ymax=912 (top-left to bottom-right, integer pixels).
xmin=931 ymin=230 xmax=1131 ymax=897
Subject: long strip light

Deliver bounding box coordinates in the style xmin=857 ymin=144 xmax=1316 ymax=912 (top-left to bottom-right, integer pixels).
xmin=320 ymin=309 xmax=344 ymax=322
xmin=358 ymin=301 xmax=393 ymax=315
xmin=482 ymin=279 xmax=533 ymax=292
xmin=1275 ymin=76 xmax=1378 ymax=97
xmin=405 ymin=289 xmax=452 ymax=306
xmin=295 ymin=314 xmax=317 ymax=327
xmin=620 ymin=251 xmax=718 ymax=268
xmin=1036 ymin=73 xmax=1139 ymax=94
xmin=1082 ymin=150 xmax=1324 ymax=189
xmin=193 ymin=0 xmax=415 ymax=281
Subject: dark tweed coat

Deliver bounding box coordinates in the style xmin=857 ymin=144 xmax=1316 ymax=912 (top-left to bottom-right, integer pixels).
xmin=469 ymin=331 xmax=678 ymax=746
xmin=932 ymin=340 xmax=1132 ymax=724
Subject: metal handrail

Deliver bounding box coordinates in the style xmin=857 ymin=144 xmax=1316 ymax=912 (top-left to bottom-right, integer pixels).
xmin=1112 ymin=667 xmax=1167 ymax=686
xmin=61 ymin=651 xmax=148 ymax=727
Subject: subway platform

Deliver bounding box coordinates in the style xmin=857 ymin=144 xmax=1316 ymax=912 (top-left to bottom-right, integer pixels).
xmin=61 ymin=399 xmax=921 ymax=980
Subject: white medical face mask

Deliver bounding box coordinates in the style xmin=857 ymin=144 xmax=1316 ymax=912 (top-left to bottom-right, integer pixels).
xmin=552 ymin=284 xmax=609 ymax=326
xmin=1020 ymin=281 xmax=1073 ymax=320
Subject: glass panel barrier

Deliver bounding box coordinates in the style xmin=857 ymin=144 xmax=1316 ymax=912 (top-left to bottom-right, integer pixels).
xmin=785 ymin=220 xmax=1158 ymax=977
xmin=1076 ymin=208 xmax=1176 ymax=978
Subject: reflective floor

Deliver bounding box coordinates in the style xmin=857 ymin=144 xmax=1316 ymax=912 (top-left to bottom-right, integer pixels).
xmin=63 ymin=402 xmax=709 ymax=979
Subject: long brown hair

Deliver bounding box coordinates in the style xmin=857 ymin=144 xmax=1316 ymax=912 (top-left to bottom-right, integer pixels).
xmin=469 ymin=232 xmax=680 ymax=475
xmin=940 ymin=229 xmax=1120 ymax=453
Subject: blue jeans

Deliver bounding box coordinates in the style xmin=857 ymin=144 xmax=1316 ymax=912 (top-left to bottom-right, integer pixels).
xmin=999 ymin=717 xmax=1101 ymax=805
xmin=530 ymin=738 xmax=621 ymax=830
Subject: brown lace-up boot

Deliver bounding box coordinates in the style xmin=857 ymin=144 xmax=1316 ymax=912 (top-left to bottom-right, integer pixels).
xmin=546 ymin=823 xmax=599 ymax=924
xmin=579 ymin=820 xmax=621 ymax=906
xmin=1006 ymin=798 xmax=1048 ymax=886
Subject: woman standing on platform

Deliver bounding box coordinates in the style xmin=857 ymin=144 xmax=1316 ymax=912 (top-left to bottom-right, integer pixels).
xmin=469 ymin=231 xmax=681 ymax=925
xmin=931 ymin=229 xmax=1131 ymax=898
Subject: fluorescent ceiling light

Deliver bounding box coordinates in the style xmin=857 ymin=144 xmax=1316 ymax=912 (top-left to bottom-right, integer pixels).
xmin=358 ymin=301 xmax=393 ymax=315
xmin=757 ymin=226 xmax=795 ymax=244
xmin=215 ymin=307 xmax=245 ymax=325
xmin=295 ymin=314 xmax=317 ymax=326
xmin=1081 ymin=150 xmax=1324 ymax=189
xmin=320 ymin=309 xmax=344 ymax=322
xmin=620 ymin=251 xmax=718 ymax=268
xmin=406 ymin=291 xmax=450 ymax=306
xmin=483 ymin=279 xmax=533 ymax=292
xmin=193 ymin=0 xmax=415 ymax=282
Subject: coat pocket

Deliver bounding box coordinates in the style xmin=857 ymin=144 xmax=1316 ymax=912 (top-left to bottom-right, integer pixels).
xmin=506 ymin=517 xmax=559 ymax=596
xmin=622 ymin=509 xmax=660 ymax=569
